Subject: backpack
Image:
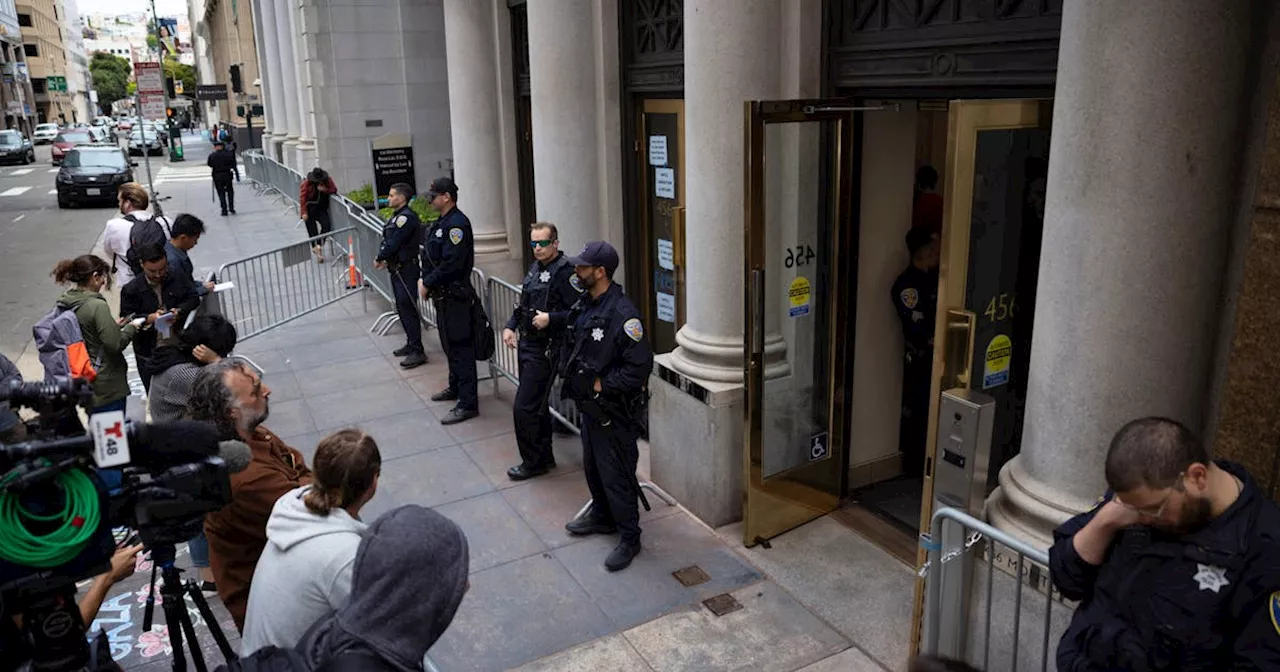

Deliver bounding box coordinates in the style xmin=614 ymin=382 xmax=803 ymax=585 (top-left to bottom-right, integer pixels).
xmin=123 ymin=213 xmax=170 ymax=276
xmin=470 ymin=294 xmax=495 ymax=361
xmin=33 ymin=305 xmax=99 ymax=383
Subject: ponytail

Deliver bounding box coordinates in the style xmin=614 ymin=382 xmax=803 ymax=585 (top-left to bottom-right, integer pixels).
xmin=303 ymin=429 xmax=382 ymax=516
xmin=52 ymin=255 xmax=112 ymax=289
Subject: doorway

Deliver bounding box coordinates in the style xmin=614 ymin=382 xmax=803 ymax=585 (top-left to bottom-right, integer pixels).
xmin=635 ymin=98 xmax=687 ymax=355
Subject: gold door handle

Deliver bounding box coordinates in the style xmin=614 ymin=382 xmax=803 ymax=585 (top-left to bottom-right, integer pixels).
xmin=941 ymin=309 xmax=976 ymax=390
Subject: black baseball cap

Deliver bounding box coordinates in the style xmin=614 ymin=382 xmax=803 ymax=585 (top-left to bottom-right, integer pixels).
xmin=566 ymin=241 xmax=620 ymax=273
xmin=906 ymin=227 xmax=938 ymax=255
xmin=427 ymin=176 xmax=458 ymax=199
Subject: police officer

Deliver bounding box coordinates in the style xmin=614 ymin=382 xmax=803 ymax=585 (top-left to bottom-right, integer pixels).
xmin=502 ymin=222 xmax=582 ymax=481
xmin=891 ymin=227 xmax=939 ymax=478
xmin=418 ymin=176 xmax=478 ymax=426
xmin=374 ymin=182 xmax=426 ymax=369
xmin=554 ymin=241 xmax=653 ymax=572
xmin=1050 ymin=417 xmax=1280 ymax=670
xmin=206 ymin=139 xmax=239 ymax=216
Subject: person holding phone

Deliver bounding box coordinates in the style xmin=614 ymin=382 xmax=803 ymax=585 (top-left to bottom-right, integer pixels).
xmin=119 ymin=243 xmax=200 ymax=393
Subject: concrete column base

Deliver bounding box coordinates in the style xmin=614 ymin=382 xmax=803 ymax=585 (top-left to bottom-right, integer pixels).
xmin=295 ymin=141 xmax=316 ymax=173
xmin=649 ymin=355 xmax=746 ymax=528
xmin=280 ymin=138 xmax=300 ymax=171
xmin=986 ymin=455 xmax=1094 ymax=549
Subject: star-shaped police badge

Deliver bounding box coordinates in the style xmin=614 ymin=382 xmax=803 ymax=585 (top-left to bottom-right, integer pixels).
xmin=539 ymin=270 xmax=551 ymax=282
xmin=591 ymin=327 xmax=605 ymax=342
xmin=1193 ymin=563 xmax=1230 ymax=593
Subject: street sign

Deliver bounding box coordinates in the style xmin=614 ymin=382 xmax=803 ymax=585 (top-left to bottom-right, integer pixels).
xmin=174 ymin=80 xmax=184 ymax=94
xmin=134 ymin=62 xmax=163 ymax=95
xmin=195 ymin=84 xmax=228 ymax=101
xmin=46 ymin=76 xmax=66 ymax=92
xmin=139 ymin=93 xmax=165 ymax=120
xmin=370 ymin=133 xmax=416 ymax=205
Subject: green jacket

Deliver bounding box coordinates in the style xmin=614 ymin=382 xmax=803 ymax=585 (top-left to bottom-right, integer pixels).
xmin=57 ymin=288 xmax=139 ymax=408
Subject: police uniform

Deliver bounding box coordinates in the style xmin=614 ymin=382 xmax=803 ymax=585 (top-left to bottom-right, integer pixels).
xmin=420 ymin=179 xmax=478 ymax=418
xmin=505 ymin=251 xmax=582 ymax=478
xmin=1050 ymin=461 xmax=1280 ymax=671
xmin=557 ymin=242 xmax=653 ymax=572
xmin=207 ymin=143 xmax=239 ymax=215
xmin=376 ymin=203 xmax=425 ymax=363
xmin=891 ymin=236 xmax=938 ymax=478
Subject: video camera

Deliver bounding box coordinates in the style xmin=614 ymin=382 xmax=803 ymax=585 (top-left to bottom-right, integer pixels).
xmin=0 ymin=378 xmax=251 ymax=671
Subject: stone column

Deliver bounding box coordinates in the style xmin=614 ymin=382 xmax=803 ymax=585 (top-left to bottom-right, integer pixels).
xmin=255 ymin=0 xmax=288 ymax=159
xmin=289 ymin=0 xmax=316 ymax=169
xmin=248 ymin=0 xmax=273 ymax=143
xmin=442 ymin=0 xmax=516 ymax=278
xmin=526 ymin=0 xmax=600 ymax=253
xmin=273 ymin=0 xmax=302 ymax=165
xmin=988 ymin=0 xmax=1261 ymax=546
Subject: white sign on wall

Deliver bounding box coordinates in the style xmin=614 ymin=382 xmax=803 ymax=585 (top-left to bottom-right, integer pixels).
xmin=654 ymin=167 xmax=675 ymax=200
xmin=648 ymin=135 xmax=668 ymax=166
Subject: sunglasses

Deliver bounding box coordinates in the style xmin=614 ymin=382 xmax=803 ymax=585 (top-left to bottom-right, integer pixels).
xmin=530 ymin=240 xmax=555 ymax=249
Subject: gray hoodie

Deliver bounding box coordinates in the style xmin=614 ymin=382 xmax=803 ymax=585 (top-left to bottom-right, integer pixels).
xmin=239 ymin=486 xmax=367 ymax=655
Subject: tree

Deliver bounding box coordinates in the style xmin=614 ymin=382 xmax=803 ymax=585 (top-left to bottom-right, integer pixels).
xmin=89 ymin=52 xmax=131 ymax=112
xmin=163 ymin=58 xmax=196 ymax=98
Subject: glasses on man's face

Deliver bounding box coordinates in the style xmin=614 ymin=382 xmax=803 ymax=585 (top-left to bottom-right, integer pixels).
xmin=530 ymin=240 xmax=554 ymax=249
xmin=1118 ymin=472 xmax=1185 ymax=519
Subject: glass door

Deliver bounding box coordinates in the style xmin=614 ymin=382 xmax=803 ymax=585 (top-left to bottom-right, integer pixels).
xmin=742 ymin=100 xmax=856 ymax=546
xmin=638 ymin=98 xmax=685 ymax=355
xmin=907 ymin=99 xmax=1051 ymax=653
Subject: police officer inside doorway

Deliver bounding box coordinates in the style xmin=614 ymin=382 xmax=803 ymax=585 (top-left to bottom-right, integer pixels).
xmin=502 ymin=222 xmax=582 ymax=481
xmin=207 ymin=139 xmax=239 ymax=216
xmin=554 ymin=241 xmax=653 ymax=572
xmin=419 ymin=176 xmax=479 ymax=425
xmin=375 ymin=182 xmax=426 ymax=369
xmin=891 ymin=227 xmax=939 ymax=479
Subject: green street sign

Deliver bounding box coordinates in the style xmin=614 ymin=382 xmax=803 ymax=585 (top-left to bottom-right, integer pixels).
xmin=46 ymin=76 xmax=67 ymax=92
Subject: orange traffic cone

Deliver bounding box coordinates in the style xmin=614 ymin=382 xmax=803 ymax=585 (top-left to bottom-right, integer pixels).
xmin=346 ymin=234 xmax=363 ymax=290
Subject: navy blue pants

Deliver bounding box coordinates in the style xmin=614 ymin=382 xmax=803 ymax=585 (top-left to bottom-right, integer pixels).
xmin=581 ymin=415 xmax=641 ymax=544
xmin=514 ymin=341 xmax=555 ymax=468
xmin=434 ymin=296 xmax=477 ymax=411
xmin=389 ymin=263 xmax=423 ymax=355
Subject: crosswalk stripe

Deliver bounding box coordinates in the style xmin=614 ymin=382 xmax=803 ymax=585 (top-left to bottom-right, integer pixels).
xmin=47 ymin=189 xmax=57 ymax=194
xmin=46 ymin=168 xmax=58 ymax=173
xmin=10 ymin=168 xmax=33 ymax=176
xmin=0 ymin=186 xmax=31 ymax=196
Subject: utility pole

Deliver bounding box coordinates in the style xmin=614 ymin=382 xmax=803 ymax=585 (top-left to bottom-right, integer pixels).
xmin=149 ymin=0 xmax=182 ymax=162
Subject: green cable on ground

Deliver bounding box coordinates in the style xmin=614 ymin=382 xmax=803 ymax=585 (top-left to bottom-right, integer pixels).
xmin=0 ymin=468 xmax=101 ymax=568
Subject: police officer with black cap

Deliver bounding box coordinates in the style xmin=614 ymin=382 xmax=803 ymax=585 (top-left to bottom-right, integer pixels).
xmin=891 ymin=226 xmax=939 ymax=478
xmin=502 ymin=222 xmax=582 ymax=481
xmin=552 ymin=241 xmax=653 ymax=572
xmin=418 ymin=176 xmax=479 ymax=425
xmin=207 ymin=139 xmax=239 ymax=216
xmin=375 ymin=182 xmax=427 ymax=369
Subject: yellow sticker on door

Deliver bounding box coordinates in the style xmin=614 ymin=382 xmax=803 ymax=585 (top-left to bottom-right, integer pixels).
xmin=789 ymin=277 xmax=811 ymax=317
xmin=983 ymin=334 xmax=1012 ymax=389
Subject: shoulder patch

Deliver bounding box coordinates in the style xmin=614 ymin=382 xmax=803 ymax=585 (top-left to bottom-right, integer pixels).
xmin=569 ymin=274 xmax=584 ymax=293
xmin=394 ymin=214 xmax=408 ymax=228
xmin=900 ymin=287 xmax=919 ymax=309
xmin=449 ymin=227 xmax=464 ymax=245
xmin=1271 ymin=591 xmax=1280 ymax=636
xmin=623 ymin=318 xmax=644 ymax=342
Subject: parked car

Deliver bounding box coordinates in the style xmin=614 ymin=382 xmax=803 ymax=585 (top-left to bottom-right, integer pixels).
xmin=116 ymin=118 xmax=134 ymax=133
xmin=0 ymin=130 xmax=35 ymax=165
xmin=86 ymin=126 xmax=111 ymax=144
xmin=50 ymin=130 xmax=95 ymax=165
xmin=55 ymin=146 xmax=136 ymax=209
xmin=148 ymin=121 xmax=169 ymax=143
xmin=32 ymin=123 xmax=59 ymax=144
xmin=128 ymin=129 xmax=164 ymax=156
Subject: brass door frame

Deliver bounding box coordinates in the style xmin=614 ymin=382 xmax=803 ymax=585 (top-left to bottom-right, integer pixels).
xmin=907 ymin=99 xmax=1045 ymax=657
xmin=636 ymin=98 xmax=687 ymax=339
xmin=742 ymin=99 xmax=857 ymax=547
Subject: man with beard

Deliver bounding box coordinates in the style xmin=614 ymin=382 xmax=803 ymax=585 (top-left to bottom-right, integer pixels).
xmin=1050 ymin=417 xmax=1280 ymax=671
xmin=187 ymin=360 xmax=312 ymax=631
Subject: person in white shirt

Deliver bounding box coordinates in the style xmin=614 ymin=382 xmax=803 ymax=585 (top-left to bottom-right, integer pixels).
xmin=102 ymin=182 xmax=168 ymax=286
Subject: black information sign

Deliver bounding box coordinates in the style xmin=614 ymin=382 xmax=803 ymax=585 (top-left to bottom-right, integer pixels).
xmin=195 ymin=84 xmax=229 ymax=101
xmin=371 ymin=145 xmax=416 ymax=203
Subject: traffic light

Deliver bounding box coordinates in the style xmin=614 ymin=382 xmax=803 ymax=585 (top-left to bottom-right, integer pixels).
xmin=166 ymin=107 xmax=175 ymax=119
xmin=230 ymin=65 xmax=243 ymax=93
xmin=165 ymin=77 xmax=175 ymax=98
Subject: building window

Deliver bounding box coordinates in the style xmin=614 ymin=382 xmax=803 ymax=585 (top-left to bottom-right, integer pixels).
xmin=23 ymin=44 xmax=38 ymax=58
xmin=32 ymin=78 xmax=45 ymax=93
xmin=17 ymin=12 xmax=31 ymax=27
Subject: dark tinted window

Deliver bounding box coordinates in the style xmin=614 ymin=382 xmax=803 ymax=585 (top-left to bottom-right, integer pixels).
xmin=0 ymin=131 xmax=21 ymax=146
xmin=55 ymin=132 xmax=92 ymax=144
xmin=62 ymin=151 xmax=126 ymax=169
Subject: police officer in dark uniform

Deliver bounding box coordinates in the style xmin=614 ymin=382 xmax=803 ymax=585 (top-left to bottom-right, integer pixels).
xmin=553 ymin=241 xmax=653 ymax=572
xmin=375 ymin=182 xmax=426 ymax=369
xmin=206 ymin=139 xmax=239 ymax=216
xmin=1050 ymin=417 xmax=1280 ymax=671
xmin=891 ymin=227 xmax=939 ymax=478
xmin=418 ymin=176 xmax=478 ymax=426
xmin=502 ymin=222 xmax=582 ymax=481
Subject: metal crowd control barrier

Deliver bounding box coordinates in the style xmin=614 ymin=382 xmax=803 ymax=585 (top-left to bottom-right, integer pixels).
xmin=487 ymin=276 xmax=582 ymax=433
xmin=206 ymin=227 xmax=365 ymax=341
xmin=923 ymin=507 xmax=1056 ymax=672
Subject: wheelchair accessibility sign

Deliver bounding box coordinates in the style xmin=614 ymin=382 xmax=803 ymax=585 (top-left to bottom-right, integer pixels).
xmin=809 ymin=431 xmax=829 ymax=462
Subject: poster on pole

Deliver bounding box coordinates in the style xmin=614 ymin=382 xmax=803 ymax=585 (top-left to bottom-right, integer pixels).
xmin=134 ymin=62 xmax=163 ymax=95
xmin=370 ymin=133 xmax=416 ymax=205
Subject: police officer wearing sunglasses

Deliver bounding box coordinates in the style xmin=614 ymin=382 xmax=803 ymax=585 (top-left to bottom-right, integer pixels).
xmin=418 ymin=176 xmax=479 ymax=425
xmin=502 ymin=222 xmax=583 ymax=481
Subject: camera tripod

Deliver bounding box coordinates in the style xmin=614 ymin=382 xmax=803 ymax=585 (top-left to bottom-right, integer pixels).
xmin=140 ymin=545 xmax=235 ymax=672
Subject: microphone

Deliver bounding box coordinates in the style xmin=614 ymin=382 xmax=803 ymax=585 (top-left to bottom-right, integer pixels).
xmin=0 ymin=420 xmax=223 ymax=470
xmin=217 ymin=440 xmax=252 ymax=473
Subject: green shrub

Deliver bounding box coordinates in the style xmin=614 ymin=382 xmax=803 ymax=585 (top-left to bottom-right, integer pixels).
xmin=346 ymin=183 xmax=375 ymax=207
xmin=377 ymin=196 xmax=439 ymax=223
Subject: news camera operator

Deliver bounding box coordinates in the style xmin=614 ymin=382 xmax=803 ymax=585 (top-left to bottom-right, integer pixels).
xmin=187 ymin=359 xmax=312 ymax=632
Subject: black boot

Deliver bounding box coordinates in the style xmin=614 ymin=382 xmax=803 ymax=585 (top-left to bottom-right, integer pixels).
xmin=605 ymin=541 xmax=642 ymax=572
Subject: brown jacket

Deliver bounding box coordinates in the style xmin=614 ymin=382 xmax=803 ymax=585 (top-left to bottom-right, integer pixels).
xmin=204 ymin=427 xmax=311 ymax=631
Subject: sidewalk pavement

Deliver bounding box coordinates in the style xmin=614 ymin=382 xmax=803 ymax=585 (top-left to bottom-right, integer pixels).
xmin=84 ymin=137 xmax=915 ymax=671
